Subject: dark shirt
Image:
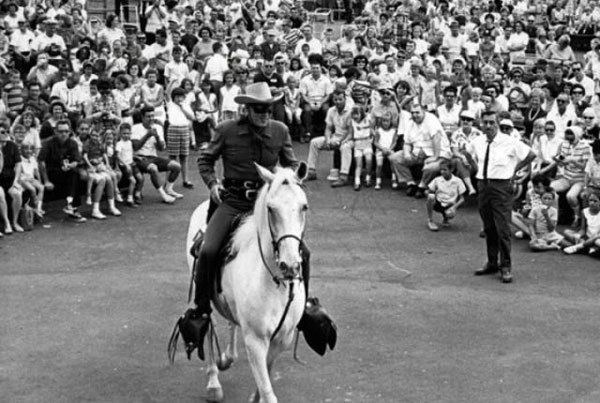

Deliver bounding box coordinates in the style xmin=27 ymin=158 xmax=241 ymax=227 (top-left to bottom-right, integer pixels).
xmin=260 ymin=42 xmax=280 ymax=61
xmin=83 ymin=138 xmax=105 ymax=162
xmin=25 ymin=98 xmax=50 ymax=121
xmin=39 ymin=135 xmax=81 ymax=171
xmin=40 ymin=120 xmax=57 ymax=141
xmin=181 ymin=33 xmax=199 ymax=54
xmin=198 ymin=119 xmax=298 ymax=189
xmin=0 ymin=140 xmax=20 ymax=183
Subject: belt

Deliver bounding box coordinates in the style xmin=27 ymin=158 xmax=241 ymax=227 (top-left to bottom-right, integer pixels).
xmin=223 ymin=178 xmax=263 ymax=202
xmin=478 ymin=179 xmax=511 ymax=184
xmin=223 ymin=178 xmax=262 ymax=189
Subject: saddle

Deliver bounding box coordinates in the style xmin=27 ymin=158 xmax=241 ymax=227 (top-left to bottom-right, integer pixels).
xmin=189 ymin=212 xmax=249 ymax=295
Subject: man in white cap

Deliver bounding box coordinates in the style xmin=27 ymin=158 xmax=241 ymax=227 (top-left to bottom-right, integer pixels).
xmin=10 ymin=15 xmax=35 ymax=73
xmin=179 ymin=82 xmax=336 ymax=358
xmin=31 ymin=18 xmax=66 ymax=55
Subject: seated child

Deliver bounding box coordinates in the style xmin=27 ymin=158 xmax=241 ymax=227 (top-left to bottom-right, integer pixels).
xmin=82 ymin=130 xmax=122 ymax=219
xmin=426 ymin=160 xmax=466 ymax=231
xmin=563 ymin=190 xmax=600 ymax=255
xmin=528 ymin=187 xmax=566 ymax=251
xmin=103 ymin=128 xmax=123 ymax=202
xmin=18 ymin=143 xmax=44 ymax=217
xmin=467 ymin=87 xmax=485 ymax=122
xmin=512 ymin=174 xmax=557 ymax=239
xmin=284 ymin=76 xmax=302 ymax=126
xmin=582 ymin=139 xmax=600 ymax=207
xmin=373 ymin=111 xmax=398 ymax=190
xmin=116 ymin=123 xmax=143 ymax=207
xmin=350 ymin=105 xmax=374 ymax=191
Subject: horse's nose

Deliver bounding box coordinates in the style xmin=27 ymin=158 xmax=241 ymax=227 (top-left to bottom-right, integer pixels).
xmin=279 ymin=261 xmax=300 ymax=277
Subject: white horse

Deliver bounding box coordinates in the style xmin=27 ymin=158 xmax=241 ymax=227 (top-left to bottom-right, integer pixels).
xmin=184 ymin=163 xmax=309 ymax=403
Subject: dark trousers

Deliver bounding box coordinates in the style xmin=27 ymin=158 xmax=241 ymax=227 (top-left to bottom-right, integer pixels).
xmin=478 ymin=179 xmax=513 ymax=268
xmin=47 ymin=169 xmax=82 ymax=207
xmin=195 ymin=194 xmax=311 ymax=308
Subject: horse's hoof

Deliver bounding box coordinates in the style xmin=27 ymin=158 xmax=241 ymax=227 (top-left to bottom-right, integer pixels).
xmin=217 ymin=353 xmax=234 ymax=371
xmin=206 ymin=386 xmax=224 ymax=402
xmin=248 ymin=390 xmax=260 ymax=403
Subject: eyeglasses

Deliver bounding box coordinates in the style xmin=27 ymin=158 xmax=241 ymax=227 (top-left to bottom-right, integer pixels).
xmin=557 ymin=99 xmax=568 ymax=104
xmin=276 ymin=61 xmax=285 ymax=65
xmin=249 ymin=105 xmax=272 ymax=114
xmin=481 ymin=120 xmax=496 ymax=126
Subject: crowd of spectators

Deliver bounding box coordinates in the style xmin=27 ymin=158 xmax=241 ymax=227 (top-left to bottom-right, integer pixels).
xmin=2 ymin=0 xmax=600 ymax=256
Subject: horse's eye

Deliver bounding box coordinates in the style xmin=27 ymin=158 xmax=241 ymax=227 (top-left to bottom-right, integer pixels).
xmin=302 ymin=204 xmax=309 ymax=211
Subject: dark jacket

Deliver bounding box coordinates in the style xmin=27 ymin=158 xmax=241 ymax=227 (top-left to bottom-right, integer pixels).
xmin=198 ymin=118 xmax=298 ymax=189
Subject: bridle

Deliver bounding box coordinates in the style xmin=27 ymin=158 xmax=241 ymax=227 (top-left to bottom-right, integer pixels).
xmin=256 ymin=203 xmax=305 ymax=287
xmin=255 ymin=185 xmax=306 ymax=342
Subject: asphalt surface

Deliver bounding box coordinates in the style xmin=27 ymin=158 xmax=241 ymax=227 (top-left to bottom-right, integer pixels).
xmin=2 ymin=143 xmax=600 ymax=403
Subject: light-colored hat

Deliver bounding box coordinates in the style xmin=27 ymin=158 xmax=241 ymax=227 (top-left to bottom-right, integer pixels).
xmin=499 ymin=119 xmax=514 ymax=128
xmin=460 ymin=110 xmax=475 ymax=120
xmin=234 ymin=82 xmax=283 ymax=105
xmin=565 ymin=126 xmax=583 ymax=137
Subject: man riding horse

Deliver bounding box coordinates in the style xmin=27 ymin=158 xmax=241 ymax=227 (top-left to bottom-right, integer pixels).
xmin=180 ymin=82 xmax=336 ymax=357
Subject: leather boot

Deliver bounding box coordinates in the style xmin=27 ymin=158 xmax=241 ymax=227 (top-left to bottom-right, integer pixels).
xmin=297 ymin=244 xmax=338 ymax=356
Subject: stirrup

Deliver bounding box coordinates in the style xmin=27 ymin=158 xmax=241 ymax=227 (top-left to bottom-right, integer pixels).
xmin=297 ymin=297 xmax=337 ymax=356
xmin=168 ymin=308 xmax=211 ymax=362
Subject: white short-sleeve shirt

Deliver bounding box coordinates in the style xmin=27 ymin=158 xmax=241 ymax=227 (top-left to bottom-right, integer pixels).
xmin=131 ymin=123 xmax=164 ymax=157
xmin=468 ymin=132 xmax=532 ymax=180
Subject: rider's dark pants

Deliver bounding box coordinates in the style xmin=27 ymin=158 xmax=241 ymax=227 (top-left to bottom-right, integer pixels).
xmin=195 ymin=193 xmax=311 ymax=311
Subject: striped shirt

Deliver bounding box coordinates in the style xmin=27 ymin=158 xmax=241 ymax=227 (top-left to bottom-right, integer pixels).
xmin=557 ymin=140 xmax=591 ymax=182
xmin=3 ymin=83 xmax=24 ymax=112
xmin=282 ymin=29 xmax=302 ymax=50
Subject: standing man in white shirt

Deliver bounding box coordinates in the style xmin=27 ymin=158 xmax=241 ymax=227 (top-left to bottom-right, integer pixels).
xmin=467 ymin=110 xmax=536 ymax=283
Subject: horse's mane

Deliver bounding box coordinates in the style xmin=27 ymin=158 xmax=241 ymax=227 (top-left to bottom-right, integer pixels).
xmin=228 ymin=168 xmax=302 ymax=256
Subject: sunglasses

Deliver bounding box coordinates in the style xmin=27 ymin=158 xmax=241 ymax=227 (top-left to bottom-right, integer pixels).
xmin=557 ymin=99 xmax=568 ymax=104
xmin=545 ymin=128 xmax=555 ymax=131
xmin=572 ymin=68 xmax=581 ymax=71
xmin=249 ymin=105 xmax=272 ymax=114
xmin=584 ymin=116 xmax=595 ymax=119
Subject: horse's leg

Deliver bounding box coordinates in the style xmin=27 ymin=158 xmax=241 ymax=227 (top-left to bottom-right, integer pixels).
xmin=217 ymin=321 xmax=238 ymax=371
xmin=206 ymin=329 xmax=224 ymax=403
xmin=244 ymin=334 xmax=277 ymax=403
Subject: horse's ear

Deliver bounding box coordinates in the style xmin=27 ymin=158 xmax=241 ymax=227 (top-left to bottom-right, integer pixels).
xmin=295 ymin=161 xmax=308 ymax=182
xmin=254 ymin=163 xmax=275 ymax=183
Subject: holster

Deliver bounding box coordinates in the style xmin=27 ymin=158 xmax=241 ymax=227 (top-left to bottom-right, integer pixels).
xmin=176 ymin=309 xmax=210 ymax=361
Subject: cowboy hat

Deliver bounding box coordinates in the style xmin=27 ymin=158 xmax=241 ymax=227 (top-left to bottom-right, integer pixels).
xmin=234 ymin=82 xmax=283 ymax=105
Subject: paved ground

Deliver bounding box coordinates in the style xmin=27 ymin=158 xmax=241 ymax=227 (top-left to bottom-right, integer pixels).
xmin=2 ymin=143 xmax=600 ymax=403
